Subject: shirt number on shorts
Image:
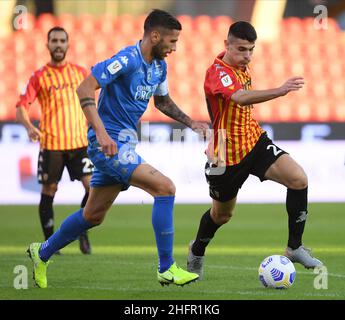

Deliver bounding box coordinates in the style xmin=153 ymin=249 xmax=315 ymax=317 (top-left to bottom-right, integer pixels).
xmin=82 ymin=158 xmax=94 ymax=173
xmin=267 ymin=144 xmax=282 ymax=156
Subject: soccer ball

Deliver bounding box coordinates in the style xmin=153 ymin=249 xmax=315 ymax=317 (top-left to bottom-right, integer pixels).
xmin=258 ymin=255 xmax=296 ymax=289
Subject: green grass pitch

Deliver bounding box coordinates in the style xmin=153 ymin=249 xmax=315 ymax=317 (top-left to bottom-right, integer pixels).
xmin=0 ymin=203 xmax=344 ymax=300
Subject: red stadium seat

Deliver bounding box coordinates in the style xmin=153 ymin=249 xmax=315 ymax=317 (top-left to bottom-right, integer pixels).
xmin=96 ymin=15 xmax=116 ymax=35
xmin=1 ymin=15 xmax=344 ymax=122
xmin=177 ymin=15 xmax=194 ymax=35
xmin=194 ymin=15 xmax=213 ymax=37
xmin=36 ymin=13 xmax=58 ymax=34
xmin=58 ymin=13 xmax=78 ymax=32
xmin=77 ymin=14 xmax=97 ymax=35
xmin=334 ymin=104 xmax=345 ymax=121
xmin=192 ymin=95 xmax=209 ymax=121
xmin=114 ymin=14 xmax=141 ymax=38
xmin=213 ymin=16 xmax=232 ymax=34
xmin=142 ymin=103 xmax=171 ymax=122
xmin=281 ymin=17 xmax=304 ymax=34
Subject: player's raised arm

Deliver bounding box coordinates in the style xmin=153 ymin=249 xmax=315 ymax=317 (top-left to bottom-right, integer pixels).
xmin=154 ymin=94 xmax=209 ymax=135
xmin=77 ymin=74 xmax=117 ymax=156
xmin=231 ymin=76 xmax=305 ymax=106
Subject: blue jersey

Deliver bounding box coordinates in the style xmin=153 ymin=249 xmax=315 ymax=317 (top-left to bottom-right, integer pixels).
xmin=90 ymin=41 xmax=168 ymax=144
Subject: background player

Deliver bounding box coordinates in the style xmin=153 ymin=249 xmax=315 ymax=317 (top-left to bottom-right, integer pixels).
xmin=16 ymin=27 xmax=92 ymax=255
xmin=27 ymin=9 xmax=208 ymax=288
xmin=187 ymin=21 xmax=323 ymax=280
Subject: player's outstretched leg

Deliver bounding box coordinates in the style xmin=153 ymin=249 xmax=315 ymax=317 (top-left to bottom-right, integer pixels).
xmin=27 ymin=243 xmax=50 ymax=288
xmin=157 ymin=262 xmax=199 ymax=286
xmin=285 ymin=245 xmax=323 ymax=269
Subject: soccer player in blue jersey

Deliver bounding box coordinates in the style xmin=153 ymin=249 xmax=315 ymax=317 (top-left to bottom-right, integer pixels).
xmin=27 ymin=9 xmax=209 ymax=288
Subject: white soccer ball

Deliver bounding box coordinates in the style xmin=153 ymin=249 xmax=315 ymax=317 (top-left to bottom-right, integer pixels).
xmin=258 ymin=255 xmax=296 ymax=289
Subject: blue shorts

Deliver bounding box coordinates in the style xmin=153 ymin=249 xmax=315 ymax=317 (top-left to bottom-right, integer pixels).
xmin=87 ymin=139 xmax=145 ymax=191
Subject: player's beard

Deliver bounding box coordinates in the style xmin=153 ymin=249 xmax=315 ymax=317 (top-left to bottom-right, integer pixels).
xmin=151 ymin=41 xmax=165 ymax=60
xmin=50 ymin=48 xmax=67 ymax=63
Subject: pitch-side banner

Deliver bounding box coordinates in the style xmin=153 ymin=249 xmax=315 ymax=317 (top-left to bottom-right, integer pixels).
xmin=1 ymin=140 xmax=345 ymax=204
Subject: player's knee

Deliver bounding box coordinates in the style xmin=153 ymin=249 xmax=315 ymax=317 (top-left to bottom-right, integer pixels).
xmin=83 ymin=208 xmax=106 ymax=226
xmin=211 ymin=209 xmax=233 ymax=225
xmin=42 ymin=183 xmax=58 ymax=196
xmin=287 ymin=172 xmax=308 ymax=190
xmin=153 ymin=178 xmax=176 ymax=196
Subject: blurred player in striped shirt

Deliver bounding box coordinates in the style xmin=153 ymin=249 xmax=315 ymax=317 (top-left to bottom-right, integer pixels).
xmin=16 ymin=27 xmax=92 ymax=255
xmin=187 ymin=21 xmax=323 ymax=279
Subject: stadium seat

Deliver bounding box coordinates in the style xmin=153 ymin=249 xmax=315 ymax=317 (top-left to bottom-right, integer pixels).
xmin=177 ymin=15 xmax=194 ymax=35
xmin=334 ymin=104 xmax=345 ymax=120
xmin=114 ymin=14 xmax=141 ymax=38
xmin=192 ymin=95 xmax=209 ymax=121
xmin=213 ymin=16 xmax=232 ymax=34
xmin=35 ymin=13 xmax=58 ymax=34
xmin=1 ymin=15 xmax=344 ymax=122
xmin=96 ymin=15 xmax=116 ymax=35
xmin=77 ymin=14 xmax=97 ymax=35
xmin=141 ymin=103 xmax=171 ymax=122
xmin=194 ymin=15 xmax=213 ymax=37
xmin=58 ymin=13 xmax=77 ymax=32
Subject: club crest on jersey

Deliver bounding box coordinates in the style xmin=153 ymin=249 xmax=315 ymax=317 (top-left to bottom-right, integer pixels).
xmin=107 ymin=60 xmax=122 ymax=75
xmin=221 ymin=74 xmax=232 ymax=87
xmin=147 ymin=68 xmax=152 ymax=81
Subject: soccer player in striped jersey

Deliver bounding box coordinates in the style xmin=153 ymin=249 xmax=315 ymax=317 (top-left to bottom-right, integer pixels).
xmin=187 ymin=21 xmax=323 ymax=279
xmin=16 ymin=27 xmax=92 ymax=255
xmin=27 ymin=9 xmax=208 ymax=288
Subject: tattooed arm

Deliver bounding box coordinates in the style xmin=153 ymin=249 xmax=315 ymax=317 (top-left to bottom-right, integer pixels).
xmin=153 ymin=94 xmax=193 ymax=127
xmin=154 ymin=95 xmax=209 ymax=136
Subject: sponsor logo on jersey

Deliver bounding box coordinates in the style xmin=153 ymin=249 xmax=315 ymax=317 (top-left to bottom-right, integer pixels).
xmin=134 ymin=84 xmax=158 ymax=101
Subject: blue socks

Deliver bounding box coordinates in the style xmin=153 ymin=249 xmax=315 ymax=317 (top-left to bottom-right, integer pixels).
xmin=152 ymin=196 xmax=175 ymax=273
xmin=39 ymin=197 xmax=175 ymax=272
xmin=39 ymin=209 xmax=93 ymax=262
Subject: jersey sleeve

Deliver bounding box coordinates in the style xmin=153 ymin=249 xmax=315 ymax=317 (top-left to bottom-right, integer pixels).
xmin=207 ymin=66 xmax=242 ymax=99
xmin=154 ymin=79 xmax=169 ymax=96
xmin=91 ymin=51 xmax=138 ymax=88
xmin=16 ymin=72 xmax=40 ymax=109
xmin=154 ymin=61 xmax=168 ymax=96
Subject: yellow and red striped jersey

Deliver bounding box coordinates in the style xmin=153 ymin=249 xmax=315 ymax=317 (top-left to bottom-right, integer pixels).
xmin=16 ymin=62 xmax=88 ymax=150
xmin=204 ymin=52 xmax=264 ymax=166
